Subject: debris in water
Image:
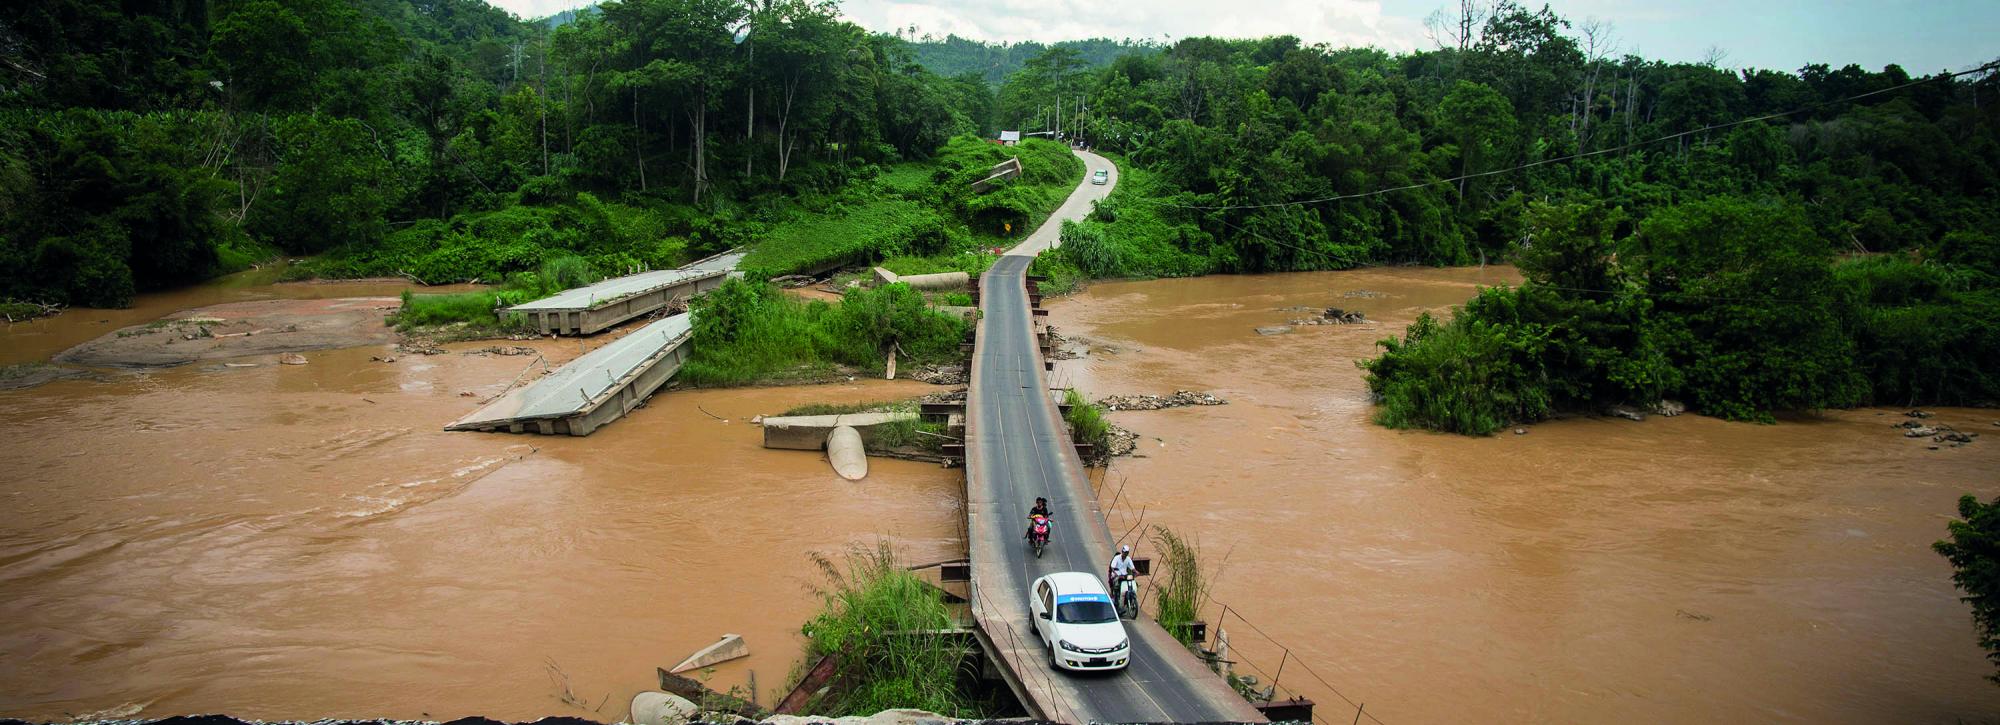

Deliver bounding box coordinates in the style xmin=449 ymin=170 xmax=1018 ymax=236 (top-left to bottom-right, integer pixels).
xmin=1096 ymin=390 xmax=1228 ymax=411
xmin=667 ymin=633 xmax=749 ymax=673
xmin=279 ymin=353 xmax=308 ymax=365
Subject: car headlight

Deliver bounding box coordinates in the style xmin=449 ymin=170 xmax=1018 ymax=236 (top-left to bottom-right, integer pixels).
xmin=1113 ymin=639 xmax=1128 ymax=651
xmin=1059 ymin=639 xmax=1082 ymax=652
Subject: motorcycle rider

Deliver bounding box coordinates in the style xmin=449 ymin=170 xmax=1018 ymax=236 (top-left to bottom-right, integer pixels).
xmin=1108 ymin=544 xmax=1135 ymax=583
xmin=1025 ymin=497 xmax=1053 ymax=543
xmin=1108 ymin=545 xmax=1137 ymax=614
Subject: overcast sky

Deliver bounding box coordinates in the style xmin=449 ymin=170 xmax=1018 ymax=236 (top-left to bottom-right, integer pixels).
xmin=493 ymin=0 xmax=1997 ymax=74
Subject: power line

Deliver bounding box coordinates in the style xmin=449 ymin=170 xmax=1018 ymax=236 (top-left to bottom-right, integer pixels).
xmin=1133 ymin=59 xmax=2000 ymax=212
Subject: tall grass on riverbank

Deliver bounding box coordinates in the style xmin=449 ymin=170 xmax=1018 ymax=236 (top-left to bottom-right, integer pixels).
xmin=680 ymin=279 xmax=967 ymax=386
xmin=1062 ymin=389 xmax=1110 ymax=452
xmin=1152 ymin=528 xmax=1206 ymax=647
xmin=800 ymin=543 xmax=984 ymax=717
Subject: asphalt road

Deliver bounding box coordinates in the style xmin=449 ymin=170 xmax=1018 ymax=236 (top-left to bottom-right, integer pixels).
xmin=964 ymin=150 xmax=1265 ymax=723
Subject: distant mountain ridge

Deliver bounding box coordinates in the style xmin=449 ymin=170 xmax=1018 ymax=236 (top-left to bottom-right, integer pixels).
xmin=899 ymin=34 xmax=1160 ymax=84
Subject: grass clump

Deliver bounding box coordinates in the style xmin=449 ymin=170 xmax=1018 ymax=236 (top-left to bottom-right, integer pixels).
xmin=681 ymin=278 xmax=969 ymax=386
xmin=1152 ymin=528 xmax=1207 ymax=647
xmin=800 ymin=543 xmax=986 ymax=717
xmin=1062 ymin=388 xmax=1110 ymax=452
xmin=780 ymin=400 xmax=909 ymax=417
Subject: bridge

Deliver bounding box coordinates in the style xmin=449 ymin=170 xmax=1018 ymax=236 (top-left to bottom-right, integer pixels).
xmin=961 ymin=150 xmax=1268 ymax=723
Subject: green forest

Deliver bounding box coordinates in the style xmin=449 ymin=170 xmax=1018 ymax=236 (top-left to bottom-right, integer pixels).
xmin=934 ymin=4 xmax=1998 ymax=429
xmin=1 ymin=0 xmax=995 ymax=308
xmin=4 ymin=0 xmax=1996 ymax=427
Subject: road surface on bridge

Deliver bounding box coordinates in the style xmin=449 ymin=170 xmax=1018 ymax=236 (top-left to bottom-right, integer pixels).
xmin=964 ymin=148 xmax=1266 ymax=723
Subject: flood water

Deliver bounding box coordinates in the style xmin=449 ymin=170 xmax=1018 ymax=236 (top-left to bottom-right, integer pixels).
xmin=5 ymin=264 xmax=1997 ymax=724
xmin=0 ymin=273 xmax=961 ymax=721
xmin=1049 ymin=266 xmax=2000 ymax=724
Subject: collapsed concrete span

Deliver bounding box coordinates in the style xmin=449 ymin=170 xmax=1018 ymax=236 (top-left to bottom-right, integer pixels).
xmin=446 ymin=314 xmax=693 ymax=436
xmin=506 ymin=268 xmax=726 ymax=336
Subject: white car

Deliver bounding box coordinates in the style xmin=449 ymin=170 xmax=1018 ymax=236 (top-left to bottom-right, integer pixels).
xmin=1091 ymin=169 xmax=1109 ymax=185
xmin=1030 ymin=572 xmax=1130 ymax=671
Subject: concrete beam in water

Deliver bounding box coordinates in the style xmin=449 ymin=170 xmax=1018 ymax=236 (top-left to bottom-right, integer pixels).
xmin=827 ymin=426 xmax=868 ymax=480
xmin=446 ymin=314 xmax=693 ymax=436
xmin=760 ymin=411 xmax=917 ymax=451
xmin=667 ymin=633 xmax=749 ymax=674
xmin=870 ymin=267 xmax=969 ymax=291
xmin=507 ymin=268 xmax=727 ymax=336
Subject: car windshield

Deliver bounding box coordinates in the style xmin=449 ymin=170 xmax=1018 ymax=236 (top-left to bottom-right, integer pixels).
xmin=1057 ymin=600 xmax=1119 ymax=624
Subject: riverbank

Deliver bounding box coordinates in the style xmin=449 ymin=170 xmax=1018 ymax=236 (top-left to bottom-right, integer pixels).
xmin=1048 ymin=267 xmax=2000 ymax=723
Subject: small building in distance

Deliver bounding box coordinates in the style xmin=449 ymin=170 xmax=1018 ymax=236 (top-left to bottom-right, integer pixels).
xmin=997 ymin=130 xmax=1021 ymax=146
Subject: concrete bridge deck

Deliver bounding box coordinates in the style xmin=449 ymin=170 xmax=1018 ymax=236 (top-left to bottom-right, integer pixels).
xmin=507 ymin=257 xmax=734 ymax=336
xmin=963 ymin=149 xmax=1265 ymax=723
xmin=446 ymin=313 xmax=693 ymax=436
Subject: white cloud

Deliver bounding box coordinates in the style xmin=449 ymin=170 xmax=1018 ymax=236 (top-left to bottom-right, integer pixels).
xmin=839 ymin=0 xmax=1429 ymax=52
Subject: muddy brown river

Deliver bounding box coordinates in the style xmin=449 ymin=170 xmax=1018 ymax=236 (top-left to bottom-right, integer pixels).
xmin=1050 ymin=266 xmax=2000 ymax=723
xmin=2 ymin=265 xmax=1996 ymax=723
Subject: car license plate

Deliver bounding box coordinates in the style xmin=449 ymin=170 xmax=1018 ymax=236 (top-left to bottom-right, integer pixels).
xmin=1087 ymin=657 xmax=1109 ymax=666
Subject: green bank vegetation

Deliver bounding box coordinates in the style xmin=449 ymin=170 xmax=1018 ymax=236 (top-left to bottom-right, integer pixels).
xmin=942 ymin=7 xmax=1999 ymax=424
xmin=680 ymin=278 xmax=967 ymax=386
xmin=4 ymin=0 xmax=994 ymax=308
xmin=738 ymin=136 xmax=1084 ymax=280
xmin=1936 ymin=496 xmax=2000 ymax=684
xmin=1062 ymin=388 xmax=1111 ymax=453
xmin=774 ymin=399 xmax=948 ymax=452
xmin=387 ymin=254 xmax=602 ymax=330
xmin=798 ymin=543 xmax=992 ymax=717
xmin=1151 ymin=528 xmax=1207 ymax=647
xmin=1359 ymin=198 xmax=2000 ymax=434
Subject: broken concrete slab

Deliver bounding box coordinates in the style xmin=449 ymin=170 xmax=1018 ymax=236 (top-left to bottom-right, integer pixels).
xmin=761 ymin=411 xmax=917 ymax=450
xmin=667 ymin=633 xmax=749 ymax=674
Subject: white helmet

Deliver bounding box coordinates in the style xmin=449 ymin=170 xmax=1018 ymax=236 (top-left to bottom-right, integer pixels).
xmin=1120 ymin=545 xmax=1131 ymax=553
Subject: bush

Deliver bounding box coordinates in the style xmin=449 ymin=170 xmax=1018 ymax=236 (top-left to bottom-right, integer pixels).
xmin=680 ymin=279 xmax=969 ymax=386
xmin=1055 ymin=161 xmax=1214 ymax=280
xmin=1360 ymin=306 xmax=1555 ymax=435
xmin=1936 ymin=495 xmax=2000 ymax=685
xmin=800 ymin=543 xmax=985 ymax=716
xmin=1062 ymin=388 xmax=1110 ymax=452
xmin=1836 ymin=254 xmax=2000 ymax=406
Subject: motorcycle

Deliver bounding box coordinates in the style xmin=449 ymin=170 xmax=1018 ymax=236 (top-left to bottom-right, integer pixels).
xmin=1027 ymin=515 xmax=1051 ymax=558
xmin=1113 ymin=571 xmax=1139 ymax=619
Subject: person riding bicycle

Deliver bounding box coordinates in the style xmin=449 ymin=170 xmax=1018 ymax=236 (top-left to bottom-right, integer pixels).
xmin=1108 ymin=544 xmax=1135 ymax=583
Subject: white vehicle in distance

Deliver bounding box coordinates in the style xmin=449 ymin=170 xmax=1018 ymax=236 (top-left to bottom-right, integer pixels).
xmin=1091 ymin=169 xmax=1109 ymax=185
xmin=1030 ymin=572 xmax=1130 ymax=671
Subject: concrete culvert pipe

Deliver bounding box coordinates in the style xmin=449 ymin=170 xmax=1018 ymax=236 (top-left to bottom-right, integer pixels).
xmin=896 ymin=272 xmax=969 ymax=290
